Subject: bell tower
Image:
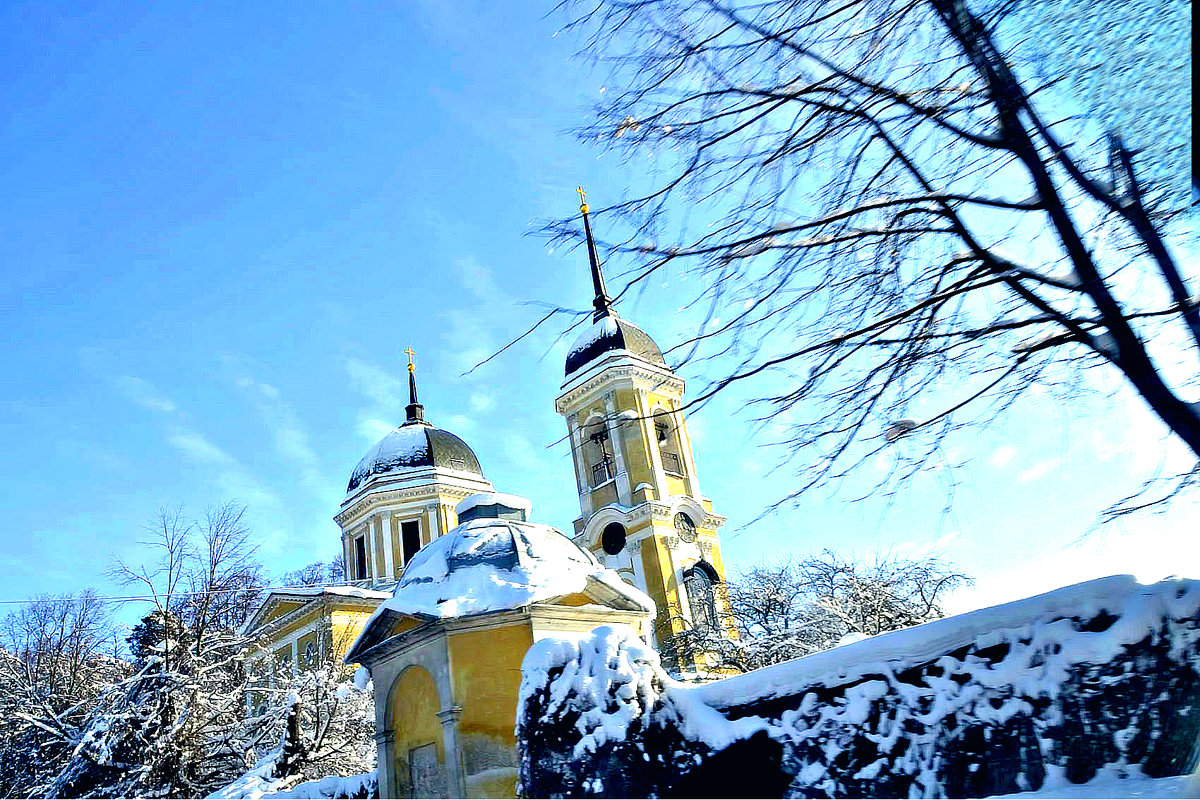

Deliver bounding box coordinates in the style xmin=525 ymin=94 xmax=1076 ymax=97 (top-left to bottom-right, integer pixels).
xmin=555 ymin=189 xmax=729 ymax=650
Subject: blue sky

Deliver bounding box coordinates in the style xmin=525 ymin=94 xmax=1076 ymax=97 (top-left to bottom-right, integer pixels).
xmin=1 ymin=0 xmax=1195 ymax=630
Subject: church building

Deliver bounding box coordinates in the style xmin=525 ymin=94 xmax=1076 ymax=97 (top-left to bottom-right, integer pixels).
xmin=242 ymin=193 xmax=734 ymax=796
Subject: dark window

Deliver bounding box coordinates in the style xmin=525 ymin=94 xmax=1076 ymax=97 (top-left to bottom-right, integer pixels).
xmin=401 ymin=520 xmax=422 ymax=566
xmin=685 ymin=564 xmax=719 ymax=630
xmin=601 ymin=523 xmax=627 ymax=556
xmin=353 ymin=536 xmax=367 ymax=580
xmin=586 ymin=424 xmax=617 ymax=488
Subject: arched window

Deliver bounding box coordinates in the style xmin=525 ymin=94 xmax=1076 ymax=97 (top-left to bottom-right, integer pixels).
xmin=601 ymin=522 xmax=627 ymax=555
xmin=582 ymin=417 xmax=615 ymax=487
xmin=654 ymin=411 xmax=685 ymax=477
xmin=684 ymin=562 xmax=720 ymax=630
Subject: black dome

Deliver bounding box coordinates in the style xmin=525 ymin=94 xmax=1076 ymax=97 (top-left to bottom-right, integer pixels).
xmin=347 ymin=423 xmax=484 ymax=495
xmin=564 ymin=314 xmax=666 ymax=376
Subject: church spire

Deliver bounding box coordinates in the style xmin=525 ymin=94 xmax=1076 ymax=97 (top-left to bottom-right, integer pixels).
xmin=577 ymin=187 xmax=613 ymax=321
xmin=404 ymin=346 xmax=425 ymax=425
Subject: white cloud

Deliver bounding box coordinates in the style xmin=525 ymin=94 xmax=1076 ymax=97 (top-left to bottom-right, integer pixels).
xmin=1016 ymin=457 xmax=1062 ymax=484
xmin=166 ymin=428 xmax=279 ymax=508
xmin=345 ymin=358 xmax=405 ymax=412
xmin=447 ymin=414 xmax=475 ymax=432
xmin=989 ymin=445 xmax=1017 ymax=468
xmin=356 ymin=417 xmax=395 ymax=444
xmin=168 ymin=429 xmax=234 ymax=464
xmin=231 ymin=371 xmax=328 ymax=496
xmin=469 ymin=392 xmax=495 ymax=413
xmin=114 ymin=375 xmax=178 ymax=414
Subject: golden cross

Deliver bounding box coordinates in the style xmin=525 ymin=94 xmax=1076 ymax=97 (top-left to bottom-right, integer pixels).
xmin=577 ymin=186 xmax=589 ymax=214
xmin=404 ymin=347 xmax=417 ymax=373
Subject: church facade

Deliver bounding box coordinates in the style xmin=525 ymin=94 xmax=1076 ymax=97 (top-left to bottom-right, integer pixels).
xmin=242 ymin=194 xmax=733 ymax=796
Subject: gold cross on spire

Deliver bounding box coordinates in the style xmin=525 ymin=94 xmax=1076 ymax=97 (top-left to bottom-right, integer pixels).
xmin=577 ymin=186 xmax=589 ymax=214
xmin=404 ymin=346 xmax=417 ymax=373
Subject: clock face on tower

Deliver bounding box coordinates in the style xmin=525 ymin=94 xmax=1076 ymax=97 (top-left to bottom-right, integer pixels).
xmin=674 ymin=512 xmax=697 ymax=543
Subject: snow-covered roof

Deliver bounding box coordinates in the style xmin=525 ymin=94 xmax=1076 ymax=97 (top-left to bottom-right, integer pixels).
xmin=564 ymin=313 xmax=666 ymax=377
xmin=346 ymin=516 xmax=654 ymax=661
xmin=346 ymin=421 xmax=485 ymax=495
xmin=241 ymin=584 xmax=394 ymax=637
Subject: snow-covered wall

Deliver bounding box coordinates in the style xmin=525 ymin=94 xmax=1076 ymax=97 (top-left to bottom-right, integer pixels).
xmin=517 ymin=576 xmax=1200 ymax=798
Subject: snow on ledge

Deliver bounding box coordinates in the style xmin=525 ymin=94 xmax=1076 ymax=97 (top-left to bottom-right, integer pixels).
xmin=455 ymin=492 xmax=533 ymax=517
xmin=694 ymin=574 xmax=1200 ymax=710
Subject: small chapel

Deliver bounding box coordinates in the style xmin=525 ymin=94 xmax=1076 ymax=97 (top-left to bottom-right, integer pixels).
xmin=242 ymin=193 xmax=733 ymax=797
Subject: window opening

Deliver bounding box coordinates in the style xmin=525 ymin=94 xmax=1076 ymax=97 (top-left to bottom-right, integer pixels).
xmin=684 ymin=565 xmax=718 ymax=631
xmin=601 ymin=522 xmax=627 ymax=555
xmin=401 ymin=520 xmax=422 ymax=567
xmin=353 ymin=536 xmax=368 ymax=581
xmin=655 ymin=412 xmax=685 ymax=476
xmin=585 ymin=422 xmax=616 ymax=487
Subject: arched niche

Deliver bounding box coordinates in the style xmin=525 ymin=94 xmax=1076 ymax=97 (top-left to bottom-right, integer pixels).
xmin=388 ymin=665 xmax=448 ymax=798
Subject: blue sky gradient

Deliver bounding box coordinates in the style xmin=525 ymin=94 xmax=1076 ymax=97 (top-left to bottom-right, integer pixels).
xmin=2 ymin=0 xmax=1194 ymax=630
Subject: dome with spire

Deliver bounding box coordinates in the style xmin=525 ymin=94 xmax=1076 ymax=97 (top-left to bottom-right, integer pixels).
xmin=564 ymin=313 xmax=665 ymax=376
xmin=563 ymin=190 xmax=667 ymax=377
xmin=345 ymin=358 xmax=485 ymax=495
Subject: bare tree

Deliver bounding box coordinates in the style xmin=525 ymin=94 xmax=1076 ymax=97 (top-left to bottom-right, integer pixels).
xmin=545 ymin=0 xmax=1197 ymax=513
xmin=0 ymin=592 xmax=126 ymax=796
xmin=660 ymin=551 xmax=971 ymax=674
xmin=179 ymin=502 xmax=266 ymax=653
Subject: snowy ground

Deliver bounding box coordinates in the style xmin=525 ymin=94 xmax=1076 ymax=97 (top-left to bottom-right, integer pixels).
xmin=987 ymin=767 xmax=1197 ymax=799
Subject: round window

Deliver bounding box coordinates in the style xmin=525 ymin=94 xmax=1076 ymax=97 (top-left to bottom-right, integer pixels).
xmin=601 ymin=522 xmax=627 ymax=555
xmin=674 ymin=512 xmax=697 ymax=543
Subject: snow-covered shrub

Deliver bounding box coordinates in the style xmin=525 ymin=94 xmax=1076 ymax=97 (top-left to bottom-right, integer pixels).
xmin=518 ymin=577 xmax=1200 ymax=799
xmin=517 ymin=625 xmax=787 ymax=798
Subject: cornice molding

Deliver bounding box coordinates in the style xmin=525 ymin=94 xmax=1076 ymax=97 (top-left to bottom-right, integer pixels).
xmin=555 ymin=359 xmax=685 ymax=414
xmin=335 ymin=476 xmax=492 ymax=527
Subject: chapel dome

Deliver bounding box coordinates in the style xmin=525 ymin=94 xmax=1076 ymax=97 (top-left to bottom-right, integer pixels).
xmin=379 ymin=513 xmax=654 ymax=619
xmin=346 ymin=422 xmax=484 ymax=495
xmin=564 ymin=312 xmax=666 ymax=377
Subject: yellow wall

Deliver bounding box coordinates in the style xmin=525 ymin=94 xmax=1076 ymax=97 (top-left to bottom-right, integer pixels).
xmin=448 ymin=623 xmax=531 ymax=798
xmin=331 ymin=608 xmax=374 ymax=663
xmin=389 ymin=665 xmax=446 ymax=799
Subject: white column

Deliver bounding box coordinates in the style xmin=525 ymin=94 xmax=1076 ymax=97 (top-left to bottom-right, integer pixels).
xmin=436 ymin=707 xmax=467 ymax=798
xmin=374 ymin=730 xmax=395 ymax=799
xmin=381 ymin=514 xmax=395 ymax=580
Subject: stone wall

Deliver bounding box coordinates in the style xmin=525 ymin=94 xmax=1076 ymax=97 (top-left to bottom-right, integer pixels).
xmin=516 ymin=577 xmax=1200 ymax=798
